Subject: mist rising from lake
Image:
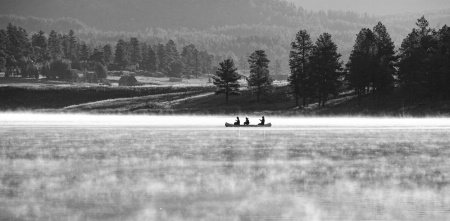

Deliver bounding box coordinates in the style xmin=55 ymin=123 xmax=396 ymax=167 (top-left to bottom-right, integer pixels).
xmin=1 ymin=113 xmax=450 ymax=129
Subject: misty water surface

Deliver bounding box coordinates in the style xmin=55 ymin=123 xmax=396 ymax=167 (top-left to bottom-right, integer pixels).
xmin=1 ymin=114 xmax=450 ymax=221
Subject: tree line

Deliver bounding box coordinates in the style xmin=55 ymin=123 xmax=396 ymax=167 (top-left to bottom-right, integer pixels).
xmin=214 ymin=16 xmax=450 ymax=109
xmin=0 ymin=23 xmax=216 ymax=80
xmin=113 ymin=38 xmax=214 ymax=78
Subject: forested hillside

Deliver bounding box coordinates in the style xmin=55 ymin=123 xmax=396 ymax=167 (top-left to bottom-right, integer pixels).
xmin=0 ymin=0 xmax=449 ymax=67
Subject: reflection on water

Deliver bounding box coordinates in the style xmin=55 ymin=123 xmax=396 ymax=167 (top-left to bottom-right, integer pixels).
xmin=0 ymin=114 xmax=450 ymax=220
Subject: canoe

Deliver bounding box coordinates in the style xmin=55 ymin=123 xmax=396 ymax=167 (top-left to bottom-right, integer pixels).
xmin=225 ymin=123 xmax=272 ymax=127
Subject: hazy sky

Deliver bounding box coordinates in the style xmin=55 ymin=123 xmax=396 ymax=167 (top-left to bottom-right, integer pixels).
xmin=289 ymin=0 xmax=450 ymax=15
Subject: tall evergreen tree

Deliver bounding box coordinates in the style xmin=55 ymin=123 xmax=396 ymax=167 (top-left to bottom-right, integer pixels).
xmin=213 ymin=59 xmax=241 ymax=101
xmin=398 ymin=16 xmax=435 ymax=104
xmin=79 ymin=42 xmax=90 ymax=71
xmin=346 ymin=28 xmax=377 ymax=105
xmin=90 ymin=48 xmax=104 ymax=65
xmin=372 ymin=22 xmax=396 ymax=97
xmin=103 ymin=44 xmax=113 ymax=66
xmin=48 ymin=30 xmax=62 ymax=60
xmin=31 ymin=31 xmax=48 ymax=63
xmin=114 ymin=39 xmax=130 ymax=69
xmin=289 ymin=30 xmax=314 ymax=107
xmin=0 ymin=29 xmax=8 ymax=54
xmin=141 ymin=43 xmax=148 ymax=70
xmin=156 ymin=43 xmax=166 ymax=72
xmin=181 ymin=44 xmax=195 ymax=76
xmin=67 ymin=30 xmax=78 ymax=61
xmin=247 ymin=50 xmax=273 ymax=102
xmin=146 ymin=46 xmax=157 ymax=72
xmin=164 ymin=40 xmax=180 ymax=74
xmin=130 ymin=37 xmax=142 ymax=66
xmin=310 ymin=33 xmax=343 ymax=107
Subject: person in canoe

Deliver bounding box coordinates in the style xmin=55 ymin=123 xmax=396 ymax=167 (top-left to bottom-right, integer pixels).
xmin=244 ymin=117 xmax=250 ymax=126
xmin=258 ymin=116 xmax=265 ymax=125
xmin=234 ymin=117 xmax=240 ymax=125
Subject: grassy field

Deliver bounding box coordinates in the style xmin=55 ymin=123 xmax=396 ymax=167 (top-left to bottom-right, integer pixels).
xmin=2 ymin=76 xmax=450 ymax=116
xmin=1 ymin=115 xmax=450 ymax=220
xmin=0 ymin=77 xmax=215 ymax=111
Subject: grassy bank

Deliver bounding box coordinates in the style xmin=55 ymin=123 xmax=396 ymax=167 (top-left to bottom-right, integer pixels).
xmin=0 ymin=85 xmax=215 ymax=111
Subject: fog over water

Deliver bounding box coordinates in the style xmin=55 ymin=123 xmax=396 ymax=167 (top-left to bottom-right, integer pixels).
xmin=2 ymin=113 xmax=450 ymax=220
xmin=2 ymin=113 xmax=450 ymax=129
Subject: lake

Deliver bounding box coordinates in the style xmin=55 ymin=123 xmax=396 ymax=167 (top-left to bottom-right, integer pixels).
xmin=1 ymin=114 xmax=450 ymax=220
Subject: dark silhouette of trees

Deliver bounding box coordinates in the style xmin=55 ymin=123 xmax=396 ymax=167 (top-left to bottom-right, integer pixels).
xmin=346 ymin=22 xmax=396 ymax=106
xmin=310 ymin=33 xmax=343 ymax=107
xmin=289 ymin=30 xmax=314 ymax=107
xmin=372 ymin=22 xmax=396 ymax=97
xmin=247 ymin=50 xmax=273 ymax=102
xmin=398 ymin=16 xmax=437 ymax=104
xmin=346 ymin=28 xmax=376 ymax=105
xmin=213 ymin=59 xmax=241 ymax=101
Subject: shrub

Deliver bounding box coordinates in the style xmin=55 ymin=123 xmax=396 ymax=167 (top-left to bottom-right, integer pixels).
xmin=94 ymin=62 xmax=108 ymax=79
xmin=50 ymin=60 xmax=72 ymax=80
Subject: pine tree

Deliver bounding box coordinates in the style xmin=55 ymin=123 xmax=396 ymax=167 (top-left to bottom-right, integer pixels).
xmin=141 ymin=43 xmax=148 ymax=70
xmin=146 ymin=46 xmax=157 ymax=72
xmin=0 ymin=57 xmax=5 ymax=71
xmin=31 ymin=31 xmax=48 ymax=63
xmin=0 ymin=29 xmax=8 ymax=54
xmin=213 ymin=59 xmax=241 ymax=101
xmin=398 ymin=16 xmax=435 ymax=104
xmin=79 ymin=42 xmax=90 ymax=71
xmin=373 ymin=22 xmax=396 ymax=97
xmin=61 ymin=34 xmax=69 ymax=59
xmin=181 ymin=44 xmax=195 ymax=76
xmin=130 ymin=37 xmax=142 ymax=66
xmin=156 ymin=43 xmax=166 ymax=72
xmin=48 ymin=30 xmax=62 ymax=60
xmin=114 ymin=39 xmax=130 ymax=69
xmin=346 ymin=28 xmax=377 ymax=106
xmin=67 ymin=30 xmax=78 ymax=61
xmin=164 ymin=40 xmax=180 ymax=74
xmin=247 ymin=50 xmax=273 ymax=102
xmin=310 ymin=33 xmax=343 ymax=107
xmin=103 ymin=44 xmax=113 ymax=66
xmin=90 ymin=48 xmax=104 ymax=65
xmin=289 ymin=30 xmax=314 ymax=107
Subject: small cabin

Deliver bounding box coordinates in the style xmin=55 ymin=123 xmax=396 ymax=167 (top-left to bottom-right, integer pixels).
xmin=119 ymin=75 xmax=138 ymax=86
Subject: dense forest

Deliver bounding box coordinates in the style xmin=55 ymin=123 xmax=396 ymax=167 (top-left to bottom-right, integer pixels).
xmin=0 ymin=23 xmax=216 ymax=81
xmin=1 ymin=0 xmax=449 ymax=72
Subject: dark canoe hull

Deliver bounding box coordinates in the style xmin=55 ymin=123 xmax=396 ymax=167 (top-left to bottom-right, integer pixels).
xmin=225 ymin=123 xmax=272 ymax=127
